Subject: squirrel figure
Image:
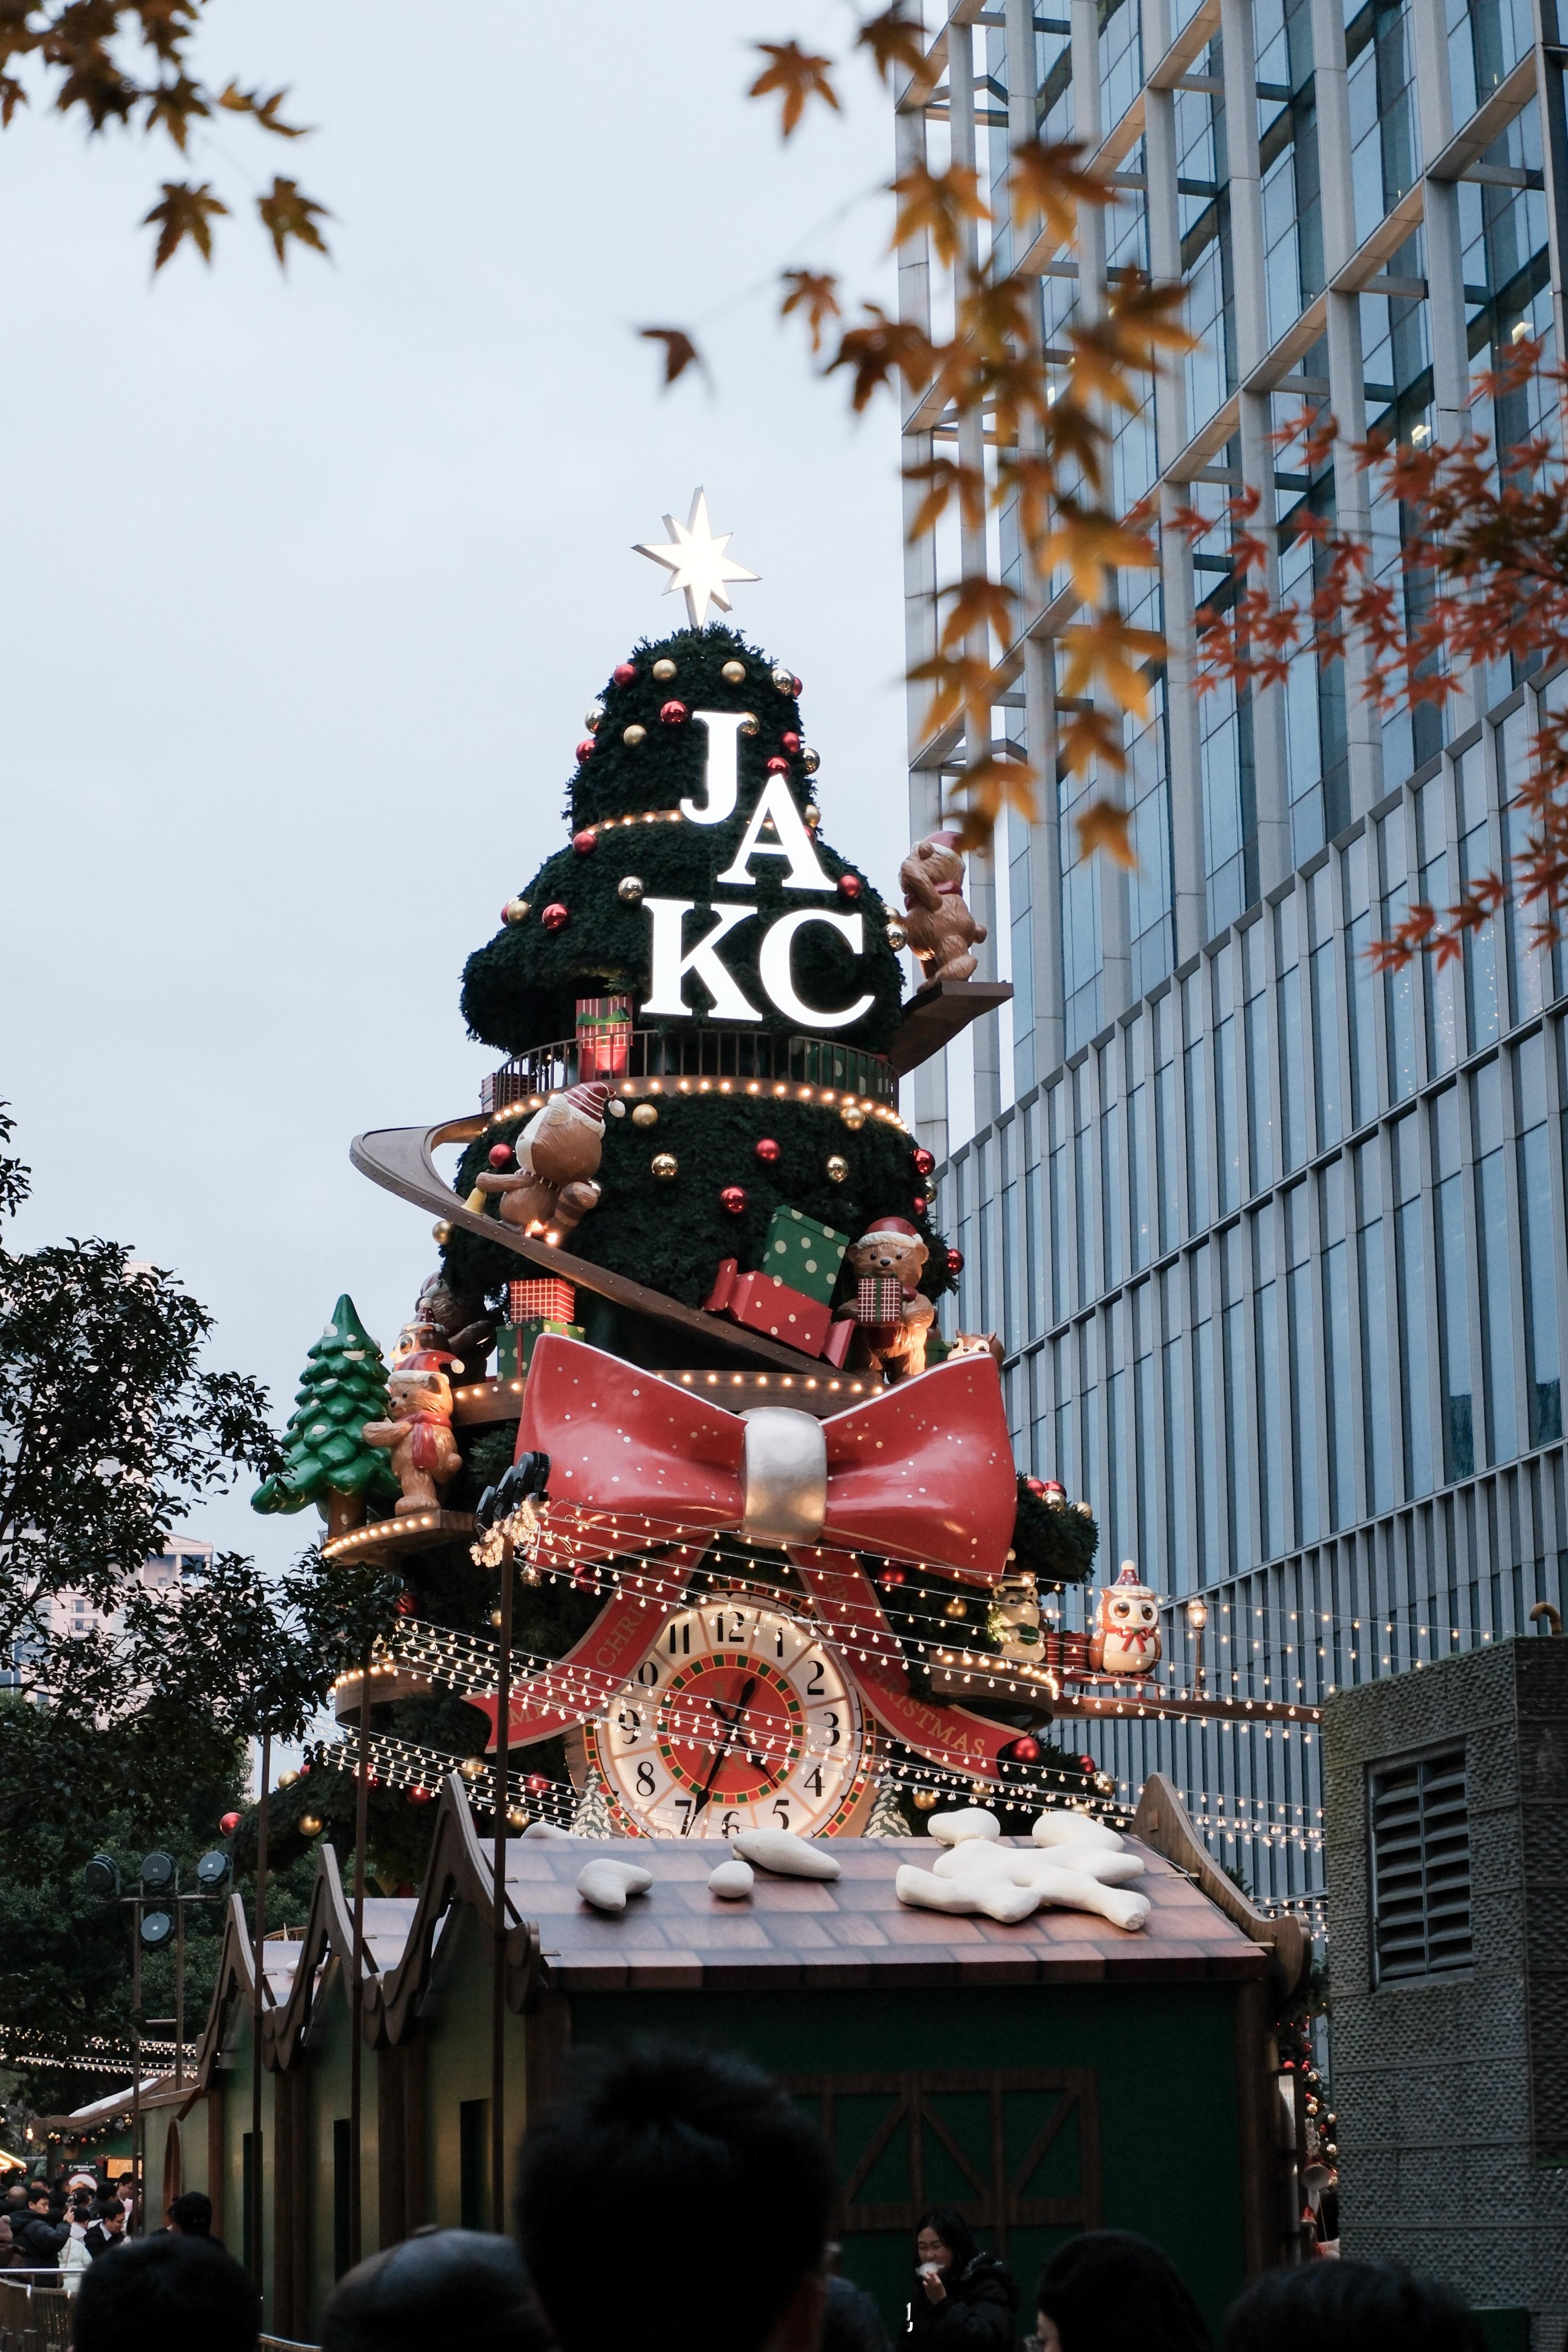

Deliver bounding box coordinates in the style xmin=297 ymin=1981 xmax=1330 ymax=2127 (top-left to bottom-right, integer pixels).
xmin=471 ymin=1080 xmax=607 ymax=1243
xmin=900 ymin=830 xmax=987 ymax=985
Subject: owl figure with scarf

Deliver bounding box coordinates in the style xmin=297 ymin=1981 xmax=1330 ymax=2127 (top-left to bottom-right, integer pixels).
xmin=363 ymin=1348 xmax=463 ymax=1515
xmin=1088 ymin=1562 xmax=1162 ymax=1677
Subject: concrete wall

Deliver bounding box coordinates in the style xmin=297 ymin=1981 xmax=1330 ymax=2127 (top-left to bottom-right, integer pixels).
xmin=1323 ymin=1635 xmax=1568 ymax=2337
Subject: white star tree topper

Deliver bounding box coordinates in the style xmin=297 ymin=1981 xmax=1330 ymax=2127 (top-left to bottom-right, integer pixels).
xmin=633 ymin=489 xmax=760 ymax=628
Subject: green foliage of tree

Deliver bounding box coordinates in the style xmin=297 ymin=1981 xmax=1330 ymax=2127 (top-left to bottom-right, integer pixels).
xmin=252 ymin=1296 xmax=400 ymax=1518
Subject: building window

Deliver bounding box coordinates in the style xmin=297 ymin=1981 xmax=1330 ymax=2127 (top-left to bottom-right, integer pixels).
xmin=1369 ymin=1746 xmax=1473 ymax=1983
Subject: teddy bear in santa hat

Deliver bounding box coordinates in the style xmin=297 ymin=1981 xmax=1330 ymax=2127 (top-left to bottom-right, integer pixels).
xmin=362 ymin=1349 xmax=464 ymax=1516
xmin=471 ymin=1080 xmax=608 ymax=1243
xmin=1087 ymin=1561 xmax=1163 ymax=1677
xmin=835 ymin=1215 xmax=937 ymax=1383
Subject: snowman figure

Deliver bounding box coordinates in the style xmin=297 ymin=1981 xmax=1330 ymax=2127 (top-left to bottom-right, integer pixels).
xmin=1088 ymin=1562 xmax=1162 ymax=1677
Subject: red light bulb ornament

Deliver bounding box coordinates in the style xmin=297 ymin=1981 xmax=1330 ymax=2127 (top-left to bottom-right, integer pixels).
xmin=765 ymin=755 xmax=790 ymax=775
xmin=754 ymin=1137 xmax=781 ymax=1165
xmin=542 ymin=902 xmax=570 ymax=933
xmin=488 ymin=1143 xmax=514 ymax=1170
xmin=1005 ymin=1735 xmax=1042 ymax=1764
xmin=525 ymin=1773 xmax=550 ymax=1796
xmin=945 ymin=1246 xmax=964 ymax=1276
xmin=837 ymin=872 xmax=862 ymax=900
xmin=571 ymin=828 xmax=597 ymax=855
xmin=720 ymin=1186 xmax=747 ymax=1215
xmin=660 ymin=699 xmax=688 ymax=726
xmin=612 ymin=661 xmax=636 ymax=685
xmin=780 ymin=731 xmax=802 ymax=753
xmin=219 ymin=1811 xmax=241 ymax=1836
xmin=912 ymin=1146 xmax=936 ymax=1177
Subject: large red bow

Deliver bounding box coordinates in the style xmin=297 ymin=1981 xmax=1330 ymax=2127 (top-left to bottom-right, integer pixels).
xmin=514 ymin=1334 xmax=1018 ymax=1585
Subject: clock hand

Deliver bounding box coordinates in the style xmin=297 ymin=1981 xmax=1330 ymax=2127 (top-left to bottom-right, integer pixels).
xmin=683 ymin=1675 xmax=759 ymax=1833
xmin=708 ymin=1693 xmax=770 ymax=1773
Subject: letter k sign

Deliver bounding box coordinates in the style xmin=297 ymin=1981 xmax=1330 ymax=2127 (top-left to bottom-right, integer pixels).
xmin=642 ymin=900 xmax=760 ymax=1019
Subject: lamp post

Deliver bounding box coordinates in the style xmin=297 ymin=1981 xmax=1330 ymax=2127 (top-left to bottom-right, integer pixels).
xmin=1186 ymin=1597 xmax=1209 ymax=1690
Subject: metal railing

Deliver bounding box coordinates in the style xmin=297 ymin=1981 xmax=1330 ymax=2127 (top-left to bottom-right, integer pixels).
xmin=0 ymin=2273 xmax=73 ymax=2348
xmin=481 ymin=1026 xmax=896 ymax=1112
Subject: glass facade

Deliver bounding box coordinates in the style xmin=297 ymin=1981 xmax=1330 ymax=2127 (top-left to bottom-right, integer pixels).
xmin=897 ymin=0 xmax=1568 ymax=1907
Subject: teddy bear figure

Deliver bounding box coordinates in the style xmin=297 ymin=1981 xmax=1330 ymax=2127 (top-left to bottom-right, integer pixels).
xmin=410 ymin=1270 xmax=499 ymax=1364
xmin=835 ymin=1215 xmax=936 ymax=1383
xmin=1087 ymin=1561 xmax=1163 ymax=1677
xmin=471 ymin=1080 xmax=608 ymax=1243
xmin=899 ymin=830 xmax=988 ymax=985
xmin=362 ymin=1350 xmax=464 ymax=1516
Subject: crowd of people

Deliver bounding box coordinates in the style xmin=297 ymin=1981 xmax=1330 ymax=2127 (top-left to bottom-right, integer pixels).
xmin=0 ymin=2046 xmax=1494 ymax=2352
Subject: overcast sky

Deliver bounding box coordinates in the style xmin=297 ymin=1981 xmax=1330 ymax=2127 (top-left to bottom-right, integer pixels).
xmin=1 ymin=1 xmax=918 ymax=1586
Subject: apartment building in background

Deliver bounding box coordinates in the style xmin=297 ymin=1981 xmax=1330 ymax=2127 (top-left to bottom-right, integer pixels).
xmin=897 ymin=0 xmax=1568 ymax=1908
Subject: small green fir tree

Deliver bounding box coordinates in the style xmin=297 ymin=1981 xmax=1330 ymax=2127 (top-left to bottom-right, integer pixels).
xmin=252 ymin=1295 xmax=399 ymax=1524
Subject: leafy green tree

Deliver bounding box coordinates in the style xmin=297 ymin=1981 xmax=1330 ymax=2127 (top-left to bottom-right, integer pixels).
xmin=252 ymin=1296 xmax=399 ymax=1531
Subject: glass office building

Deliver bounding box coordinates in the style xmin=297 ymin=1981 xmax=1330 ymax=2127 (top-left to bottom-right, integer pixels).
xmin=897 ymin=0 xmax=1568 ymax=1906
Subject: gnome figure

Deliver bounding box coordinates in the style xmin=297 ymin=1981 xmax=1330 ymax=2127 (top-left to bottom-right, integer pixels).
xmin=1088 ymin=1562 xmax=1163 ymax=1677
xmin=363 ymin=1349 xmax=464 ymax=1516
xmin=472 ymin=1080 xmax=608 ymax=1243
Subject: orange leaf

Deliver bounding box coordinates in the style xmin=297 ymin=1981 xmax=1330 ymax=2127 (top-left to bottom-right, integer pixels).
xmin=1008 ymin=138 xmax=1110 ymax=249
xmin=940 ymin=573 xmax=1017 ymax=651
xmin=780 ymin=268 xmax=842 ymax=353
xmin=638 ymin=327 xmax=706 ymax=388
xmin=855 ymin=6 xmax=927 ymax=83
xmin=890 ymin=161 xmax=990 ymax=267
xmin=749 ymin=41 xmax=839 ymax=136
xmin=1075 ymin=796 xmax=1137 ymax=866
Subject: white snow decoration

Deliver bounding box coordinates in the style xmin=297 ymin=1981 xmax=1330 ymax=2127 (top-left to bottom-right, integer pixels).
xmin=1031 ymin=1809 xmax=1123 ymax=1850
xmin=576 ymin=1859 xmax=654 ymax=1914
xmin=707 ymin=1860 xmax=755 ymax=1900
xmin=894 ymin=1855 xmax=1149 ymax=1932
xmin=933 ymin=1842 xmax=1146 ymax=1890
xmin=521 ymin=1820 xmax=574 ymax=1841
xmin=730 ymin=1828 xmax=841 ymax=1880
xmin=925 ymin=1807 xmax=1002 ymax=1846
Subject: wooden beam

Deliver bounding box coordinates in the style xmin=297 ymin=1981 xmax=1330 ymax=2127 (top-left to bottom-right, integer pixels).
xmin=887 ymin=980 xmax=1015 ymax=1076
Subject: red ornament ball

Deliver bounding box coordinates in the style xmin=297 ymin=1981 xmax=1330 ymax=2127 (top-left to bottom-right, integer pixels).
xmin=525 ymin=1772 xmax=551 ymax=1796
xmin=877 ymin=1564 xmax=906 ymax=1587
xmin=780 ymin=730 xmax=802 ymax=753
xmin=720 ymin=1186 xmax=747 ymax=1215
xmin=395 ymin=1590 xmax=417 ymax=1614
xmin=913 ymin=1197 xmax=929 ymax=1219
xmin=542 ymin=902 xmax=570 ymax=933
xmin=1079 ymin=1754 xmax=1096 ymax=1774
xmin=913 ymin=1146 xmax=936 ymax=1177
xmin=1025 ymin=1476 xmax=1047 ymax=1497
xmin=575 ymin=739 xmax=595 ymax=762
xmin=571 ymin=828 xmax=597 ymax=855
xmin=1006 ymin=1736 xmax=1042 ymax=1763
xmin=219 ymin=1811 xmax=241 ymax=1837
xmin=660 ymin=699 xmax=688 ymax=726
xmin=765 ymin=755 xmax=790 ymax=774
xmin=488 ymin=1143 xmax=514 ymax=1170
xmin=406 ymin=1785 xmax=434 ymax=1806
xmin=945 ymin=1246 xmax=965 ymax=1276
xmin=612 ymin=661 xmax=636 ymax=685
xmin=837 ymin=872 xmax=863 ymax=899
xmin=754 ymin=1137 xmax=781 ymax=1165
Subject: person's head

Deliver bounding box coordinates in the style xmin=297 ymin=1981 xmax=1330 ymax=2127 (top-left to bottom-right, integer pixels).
xmin=6 ymin=2180 xmax=26 ymax=2203
xmin=1035 ymin=2232 xmax=1212 ymax=2352
xmin=168 ymin=2189 xmax=214 ymax=2236
xmin=73 ymin=2235 xmax=260 ymax=2352
xmin=518 ymin=2041 xmax=836 ymax=2352
xmin=916 ymin=2209 xmax=978 ymax=2282
xmin=322 ymin=2228 xmax=546 ymax=2352
xmin=1222 ymin=2261 xmax=1482 ymax=2352
xmin=26 ymin=2186 xmax=48 ymax=2214
xmin=98 ymin=2201 xmax=126 ymax=2236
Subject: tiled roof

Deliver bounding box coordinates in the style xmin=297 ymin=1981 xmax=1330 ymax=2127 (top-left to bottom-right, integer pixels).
xmin=500 ymin=1834 xmax=1269 ymax=1992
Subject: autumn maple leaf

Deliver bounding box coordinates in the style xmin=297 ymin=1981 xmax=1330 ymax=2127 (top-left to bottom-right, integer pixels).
xmin=639 ymin=328 xmax=707 ymax=389
xmin=1075 ymin=797 xmax=1137 ymax=866
xmin=780 ymin=268 xmax=842 ymax=354
xmin=907 ymin=651 xmax=997 ymax=739
xmin=826 ymin=305 xmax=934 ymax=409
xmin=257 ymin=176 xmax=329 ymax=268
xmin=749 ymin=41 xmax=839 ymax=137
xmin=939 ymin=573 xmax=1017 ymax=652
xmin=142 ymin=179 xmax=227 ymax=271
xmin=1060 ymin=614 xmax=1164 ymax=715
xmin=1008 ymin=139 xmax=1110 ymax=249
xmin=902 ymin=456 xmax=987 ymax=541
xmin=856 ymin=7 xmax=927 ymax=83
xmin=1041 ymin=502 xmax=1158 ymax=602
xmin=890 ymin=161 xmax=990 ymax=268
xmin=948 ymin=755 xmax=1039 ymax=847
xmin=218 ymin=81 xmax=308 ymax=138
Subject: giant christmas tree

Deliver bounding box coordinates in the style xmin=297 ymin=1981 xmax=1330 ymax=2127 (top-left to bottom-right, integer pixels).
xmin=253 ymin=571 xmax=1103 ymax=1874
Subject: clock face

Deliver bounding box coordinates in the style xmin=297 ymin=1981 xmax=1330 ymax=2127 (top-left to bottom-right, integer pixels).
xmin=586 ymin=1599 xmax=869 ymax=1839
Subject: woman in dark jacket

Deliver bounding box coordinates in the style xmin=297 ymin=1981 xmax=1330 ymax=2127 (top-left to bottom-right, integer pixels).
xmin=910 ymin=2208 xmax=1017 ymax=2350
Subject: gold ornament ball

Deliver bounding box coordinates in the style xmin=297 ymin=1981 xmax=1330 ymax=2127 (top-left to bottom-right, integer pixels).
xmin=490 ymin=1607 xmax=504 ymax=1627
xmin=277 ymin=1767 xmax=299 ymax=1788
xmin=721 ymin=659 xmax=747 ymax=684
xmin=584 ymin=700 xmax=605 ymax=732
xmin=652 ymin=657 xmax=677 ymax=682
xmin=651 ymin=1151 xmax=679 ymax=1180
xmin=886 ymin=920 xmax=908 ymax=951
xmin=632 ymin=1101 xmax=659 ymax=1128
xmin=804 ymin=803 xmax=822 ymax=830
xmin=503 ymin=896 xmax=531 ymax=926
xmin=1075 ymin=1499 xmax=1094 ymax=1516
xmin=432 ymin=1220 xmax=452 ymax=1245
xmin=839 ymin=1104 xmax=865 ymax=1131
xmin=618 ymin=874 xmax=644 ymax=904
xmin=943 ymin=1596 xmax=969 ymax=1618
xmin=912 ymin=1788 xmax=940 ymax=1812
xmin=738 ymin=710 xmax=760 ymax=736
xmin=771 ymin=665 xmax=794 ymax=693
xmin=826 ymin=1154 xmax=849 ymax=1182
xmin=299 ymin=1814 xmax=323 ymax=1837
xmin=505 ymin=1806 xmax=528 ymax=1832
xmin=623 ymin=723 xmax=647 ymax=747
xmin=459 ymin=1755 xmax=487 ymax=1782
xmin=800 ymin=746 xmax=820 ymax=774
xmin=969 ymin=1778 xmax=991 ymax=1800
